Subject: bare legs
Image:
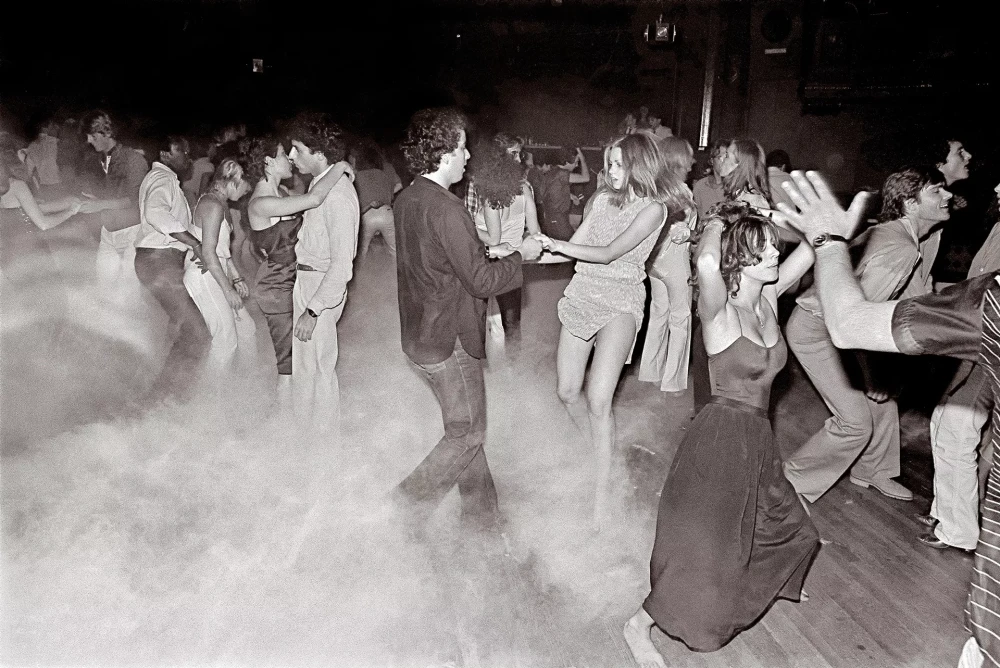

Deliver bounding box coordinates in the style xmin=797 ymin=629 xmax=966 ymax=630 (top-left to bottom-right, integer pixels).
xmin=555 ymin=315 xmax=636 ymax=532
xmin=624 ymin=607 xmax=667 ymax=668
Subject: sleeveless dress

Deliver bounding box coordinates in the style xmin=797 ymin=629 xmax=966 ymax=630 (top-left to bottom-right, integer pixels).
xmin=643 ymin=330 xmax=821 ymax=652
xmin=250 ymin=213 xmax=301 ymax=375
xmin=557 ymin=193 xmax=664 ymax=354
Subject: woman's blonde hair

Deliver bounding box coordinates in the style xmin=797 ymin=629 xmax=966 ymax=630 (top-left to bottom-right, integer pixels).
xmin=722 ymin=139 xmax=771 ymax=204
xmin=602 ymin=130 xmax=692 ymax=212
xmin=209 ymin=157 xmax=245 ymax=191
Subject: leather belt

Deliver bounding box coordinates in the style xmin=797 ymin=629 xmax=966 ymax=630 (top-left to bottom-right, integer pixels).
xmin=296 ymin=263 xmax=318 ymax=272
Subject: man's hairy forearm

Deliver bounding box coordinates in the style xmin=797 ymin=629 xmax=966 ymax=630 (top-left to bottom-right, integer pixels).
xmin=814 ymin=244 xmax=900 ymax=352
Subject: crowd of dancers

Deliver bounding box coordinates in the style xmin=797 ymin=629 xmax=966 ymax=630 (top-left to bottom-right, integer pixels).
xmin=3 ymin=105 xmax=1000 ymax=667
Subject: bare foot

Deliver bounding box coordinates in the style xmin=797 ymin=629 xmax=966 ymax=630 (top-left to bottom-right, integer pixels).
xmin=623 ymin=609 xmax=667 ymax=668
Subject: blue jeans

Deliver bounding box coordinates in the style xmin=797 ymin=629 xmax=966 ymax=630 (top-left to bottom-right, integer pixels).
xmin=397 ymin=342 xmax=499 ymax=529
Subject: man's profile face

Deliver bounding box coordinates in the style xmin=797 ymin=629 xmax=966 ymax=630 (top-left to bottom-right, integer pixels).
xmin=86 ymin=131 xmax=114 ymax=154
xmin=938 ymin=141 xmax=971 ymax=185
xmin=288 ymin=140 xmax=321 ymax=175
xmin=914 ymin=182 xmax=953 ymax=224
xmin=444 ymin=130 xmax=469 ymax=182
xmin=161 ymin=140 xmax=192 ymax=174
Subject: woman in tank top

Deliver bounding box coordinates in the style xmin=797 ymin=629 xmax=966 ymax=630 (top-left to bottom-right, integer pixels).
xmin=242 ymin=135 xmax=352 ymax=405
xmin=624 ymin=201 xmax=820 ymax=666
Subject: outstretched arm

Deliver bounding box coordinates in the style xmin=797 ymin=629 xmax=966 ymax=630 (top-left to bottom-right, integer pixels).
xmin=8 ymin=180 xmax=81 ymax=230
xmin=540 ymin=201 xmax=665 ymax=264
xmin=249 ymin=161 xmax=353 ymax=219
xmin=776 ymin=171 xmax=899 ymax=352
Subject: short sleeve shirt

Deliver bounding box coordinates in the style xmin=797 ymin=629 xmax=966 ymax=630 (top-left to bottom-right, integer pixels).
xmin=890 ymin=271 xmax=998 ymax=362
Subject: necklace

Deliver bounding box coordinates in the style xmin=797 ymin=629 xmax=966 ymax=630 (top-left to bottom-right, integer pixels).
xmin=732 ymin=301 xmax=767 ymax=327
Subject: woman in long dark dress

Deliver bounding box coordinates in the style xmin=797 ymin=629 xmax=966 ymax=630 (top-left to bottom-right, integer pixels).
xmin=624 ymin=206 xmax=821 ymax=665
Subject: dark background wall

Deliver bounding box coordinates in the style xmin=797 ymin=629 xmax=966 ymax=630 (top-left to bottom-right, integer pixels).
xmin=1 ymin=0 xmax=995 ymax=189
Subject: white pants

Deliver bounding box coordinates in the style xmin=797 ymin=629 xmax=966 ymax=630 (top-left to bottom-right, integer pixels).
xmin=638 ymin=244 xmax=692 ymax=392
xmin=930 ymin=362 xmax=993 ymax=550
xmin=958 ymin=637 xmax=984 ymax=668
xmin=359 ymin=207 xmax=395 ymax=256
xmin=183 ymin=262 xmax=256 ymax=372
xmin=292 ymin=271 xmax=345 ymax=437
xmin=95 ymin=224 xmax=142 ymax=304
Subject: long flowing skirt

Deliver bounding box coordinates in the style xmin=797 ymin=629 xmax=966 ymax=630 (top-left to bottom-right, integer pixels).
xmin=643 ymin=397 xmax=821 ymax=652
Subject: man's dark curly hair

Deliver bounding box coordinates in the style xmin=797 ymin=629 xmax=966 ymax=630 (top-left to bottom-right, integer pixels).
xmin=468 ymin=139 xmax=525 ymax=209
xmin=285 ymin=112 xmax=346 ymax=163
xmin=878 ymin=165 xmax=944 ymax=222
xmin=240 ymin=134 xmax=282 ymax=184
xmin=401 ymin=108 xmax=467 ymax=176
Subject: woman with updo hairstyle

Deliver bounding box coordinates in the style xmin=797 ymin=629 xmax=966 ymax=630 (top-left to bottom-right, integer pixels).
xmin=533 ymin=130 xmax=690 ymax=531
xmin=718 ymin=138 xmax=772 ymax=211
xmin=623 ymin=204 xmax=821 ymax=665
xmin=183 ymin=157 xmax=256 ymax=372
xmin=243 ymin=135 xmax=351 ymax=403
xmin=638 ymin=136 xmax=697 ymax=393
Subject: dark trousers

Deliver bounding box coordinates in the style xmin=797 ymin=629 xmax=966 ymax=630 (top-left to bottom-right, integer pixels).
xmin=397 ymin=342 xmax=499 ymax=529
xmin=134 ymin=247 xmax=211 ymax=395
xmin=495 ymin=286 xmax=522 ymax=332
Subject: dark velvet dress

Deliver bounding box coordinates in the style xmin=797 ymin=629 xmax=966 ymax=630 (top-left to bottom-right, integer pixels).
xmin=643 ymin=333 xmax=821 ymax=652
xmin=250 ymin=214 xmax=301 ymax=375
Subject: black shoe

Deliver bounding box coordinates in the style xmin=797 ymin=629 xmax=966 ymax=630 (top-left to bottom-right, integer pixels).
xmin=915 ymin=513 xmax=938 ymax=528
xmin=917 ymin=532 xmax=972 ymax=553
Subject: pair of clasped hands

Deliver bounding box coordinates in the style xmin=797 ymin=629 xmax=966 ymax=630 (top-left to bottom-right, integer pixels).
xmin=486 ymin=233 xmax=555 ymax=262
xmin=485 ymin=217 xmax=691 ymax=262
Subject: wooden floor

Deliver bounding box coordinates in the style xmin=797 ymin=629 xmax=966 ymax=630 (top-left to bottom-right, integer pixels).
xmin=1 ymin=253 xmax=976 ymax=667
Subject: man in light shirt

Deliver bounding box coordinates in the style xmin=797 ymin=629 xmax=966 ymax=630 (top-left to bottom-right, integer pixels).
xmin=134 ymin=135 xmax=209 ymax=398
xmin=784 ymin=166 xmax=952 ymax=505
xmin=287 ymin=114 xmax=359 ymax=437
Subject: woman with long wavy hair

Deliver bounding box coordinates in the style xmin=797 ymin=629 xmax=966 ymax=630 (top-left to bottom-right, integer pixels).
xmin=624 ymin=204 xmax=819 ymax=666
xmin=638 ymin=136 xmax=697 ymax=392
xmin=534 ymin=130 xmax=690 ymax=531
xmin=719 ymin=138 xmax=772 ymax=210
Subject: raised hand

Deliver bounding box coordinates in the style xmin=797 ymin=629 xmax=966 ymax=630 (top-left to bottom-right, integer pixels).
xmin=775 ymin=171 xmax=870 ymax=242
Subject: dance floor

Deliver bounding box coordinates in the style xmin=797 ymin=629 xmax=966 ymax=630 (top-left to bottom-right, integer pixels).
xmin=1 ymin=241 xmax=973 ymax=667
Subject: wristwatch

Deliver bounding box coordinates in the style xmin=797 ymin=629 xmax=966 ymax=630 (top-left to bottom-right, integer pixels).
xmin=305 ymin=308 xmax=320 ymax=319
xmin=810 ymin=232 xmax=850 ymax=249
